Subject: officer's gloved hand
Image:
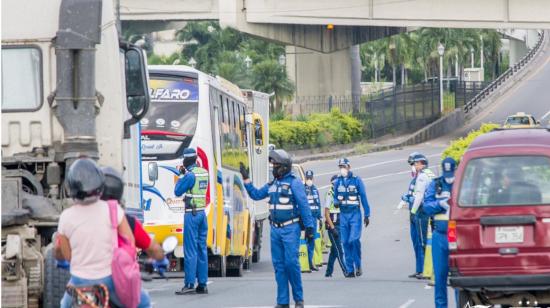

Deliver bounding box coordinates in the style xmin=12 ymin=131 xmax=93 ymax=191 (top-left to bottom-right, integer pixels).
xmin=239 ymin=162 xmax=250 ymax=180
xmin=439 ymin=198 xmax=450 ymax=211
xmin=363 ymin=217 xmax=370 ymax=228
xmin=330 ymin=227 xmax=339 ymax=240
xmin=305 ymin=227 xmax=315 ymax=243
xmin=179 ymin=165 xmax=187 ymax=175
xmin=401 ymin=194 xmax=410 ymax=203
xmin=56 ymin=260 xmax=70 ymax=270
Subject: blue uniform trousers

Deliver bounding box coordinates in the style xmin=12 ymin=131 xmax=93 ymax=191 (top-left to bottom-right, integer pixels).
xmin=271 ymin=222 xmax=303 ymax=305
xmin=184 ymin=211 xmax=208 ymax=287
xmin=339 ymin=208 xmax=362 ymax=273
xmin=325 ymin=223 xmax=346 ymax=276
xmin=411 ymin=211 xmax=429 ymax=273
xmin=432 ymin=227 xmax=449 ymax=308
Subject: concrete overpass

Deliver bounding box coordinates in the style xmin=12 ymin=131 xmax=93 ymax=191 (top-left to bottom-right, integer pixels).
xmin=120 ymin=0 xmax=550 ymax=102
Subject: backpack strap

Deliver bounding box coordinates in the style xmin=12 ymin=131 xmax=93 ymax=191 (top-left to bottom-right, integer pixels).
xmin=107 ymin=200 xmax=118 ymax=249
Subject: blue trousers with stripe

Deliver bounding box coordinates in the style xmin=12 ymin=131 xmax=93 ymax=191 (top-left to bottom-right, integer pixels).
xmin=411 ymin=211 xmax=429 ymax=273
xmin=325 ymin=223 xmax=346 ymax=276
xmin=184 ymin=211 xmax=208 ymax=287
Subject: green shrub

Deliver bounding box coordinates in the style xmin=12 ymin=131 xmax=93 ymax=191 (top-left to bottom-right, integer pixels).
xmin=442 ymin=123 xmax=500 ymax=163
xmin=269 ymin=108 xmax=363 ymax=149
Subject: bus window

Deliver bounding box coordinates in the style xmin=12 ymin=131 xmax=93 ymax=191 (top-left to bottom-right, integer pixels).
xmin=254 ymin=119 xmax=263 ymax=146
xmin=225 ymin=98 xmax=230 ymax=127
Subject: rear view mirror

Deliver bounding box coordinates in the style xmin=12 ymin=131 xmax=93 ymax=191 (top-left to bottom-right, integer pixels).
xmin=148 ymin=162 xmax=158 ymax=182
xmin=122 ymin=45 xmax=150 ymax=138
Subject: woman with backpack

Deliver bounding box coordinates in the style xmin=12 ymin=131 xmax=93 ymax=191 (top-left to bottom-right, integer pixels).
xmin=55 ymin=158 xmax=151 ymax=308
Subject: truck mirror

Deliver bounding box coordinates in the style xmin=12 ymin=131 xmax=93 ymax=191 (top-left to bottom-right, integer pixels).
xmin=148 ymin=162 xmax=158 ymax=182
xmin=122 ymin=45 xmax=150 ymax=139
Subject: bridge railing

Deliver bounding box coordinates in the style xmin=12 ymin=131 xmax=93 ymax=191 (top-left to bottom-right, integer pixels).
xmin=463 ymin=30 xmax=546 ymax=113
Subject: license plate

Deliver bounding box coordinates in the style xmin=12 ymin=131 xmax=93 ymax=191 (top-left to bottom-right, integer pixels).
xmin=495 ymin=226 xmax=524 ymax=243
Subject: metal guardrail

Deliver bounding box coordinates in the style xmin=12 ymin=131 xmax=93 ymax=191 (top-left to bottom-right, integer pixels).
xmin=464 ymin=30 xmax=546 ymax=113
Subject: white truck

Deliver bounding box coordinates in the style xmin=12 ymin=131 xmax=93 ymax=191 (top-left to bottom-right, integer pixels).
xmin=1 ymin=0 xmax=149 ymax=306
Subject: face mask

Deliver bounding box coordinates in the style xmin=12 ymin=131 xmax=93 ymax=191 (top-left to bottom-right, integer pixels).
xmin=411 ymin=165 xmax=417 ymax=176
xmin=306 ymin=179 xmax=313 ymax=186
xmin=444 ymin=177 xmax=455 ymax=184
xmin=340 ymin=168 xmax=349 ymax=177
xmin=272 ymin=165 xmax=288 ymax=179
xmin=183 ymin=157 xmax=196 ymax=168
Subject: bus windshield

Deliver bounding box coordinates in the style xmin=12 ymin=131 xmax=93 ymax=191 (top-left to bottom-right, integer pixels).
xmin=141 ymin=75 xmax=199 ymax=136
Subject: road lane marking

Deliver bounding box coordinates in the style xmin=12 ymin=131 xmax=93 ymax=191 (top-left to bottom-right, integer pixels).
xmin=398 ymin=299 xmax=415 ymax=308
xmin=314 ymin=153 xmax=442 ymax=177
xmin=318 ymin=170 xmax=411 ymax=190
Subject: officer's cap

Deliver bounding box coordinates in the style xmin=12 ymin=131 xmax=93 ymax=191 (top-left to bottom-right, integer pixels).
xmin=441 ymin=157 xmax=457 ymax=178
xmin=305 ymin=170 xmax=314 ymax=179
xmin=338 ymin=157 xmax=350 ymax=167
xmin=183 ymin=148 xmax=197 ymax=158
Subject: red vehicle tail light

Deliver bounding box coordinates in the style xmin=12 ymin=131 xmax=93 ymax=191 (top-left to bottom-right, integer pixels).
xmin=448 ymin=220 xmax=457 ymax=250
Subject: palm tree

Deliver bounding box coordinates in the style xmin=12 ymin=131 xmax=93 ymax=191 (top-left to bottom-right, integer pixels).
xmin=251 ymin=59 xmax=295 ymax=113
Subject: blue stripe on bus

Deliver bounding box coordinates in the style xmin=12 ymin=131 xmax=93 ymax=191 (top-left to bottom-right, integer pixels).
xmin=159 ymin=165 xmax=180 ymax=176
xmin=143 ymin=185 xmax=166 ymax=202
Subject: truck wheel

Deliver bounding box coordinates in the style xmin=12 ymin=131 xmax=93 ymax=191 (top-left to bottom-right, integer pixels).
xmin=43 ymin=245 xmax=71 ymax=308
xmin=208 ymin=255 xmax=226 ymax=277
xmin=457 ymin=290 xmax=473 ymax=308
xmin=226 ymin=256 xmax=243 ymax=277
xmin=243 ymin=257 xmax=251 ymax=270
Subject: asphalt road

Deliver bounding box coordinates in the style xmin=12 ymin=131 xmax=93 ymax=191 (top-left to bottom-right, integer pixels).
xmin=146 ymin=36 xmax=550 ymax=308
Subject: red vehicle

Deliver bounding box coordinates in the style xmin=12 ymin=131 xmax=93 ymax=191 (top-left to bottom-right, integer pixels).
xmin=449 ymin=128 xmax=550 ymax=307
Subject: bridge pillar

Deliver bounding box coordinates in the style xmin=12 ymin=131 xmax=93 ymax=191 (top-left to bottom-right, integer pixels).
xmin=286 ymin=46 xmax=352 ymax=106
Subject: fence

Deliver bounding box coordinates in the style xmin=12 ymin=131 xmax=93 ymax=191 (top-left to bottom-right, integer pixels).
xmin=289 ymin=80 xmax=492 ymax=139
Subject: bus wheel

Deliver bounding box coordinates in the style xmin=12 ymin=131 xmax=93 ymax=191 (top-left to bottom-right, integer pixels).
xmin=208 ymin=255 xmax=226 ymax=277
xmin=243 ymin=256 xmax=251 ymax=270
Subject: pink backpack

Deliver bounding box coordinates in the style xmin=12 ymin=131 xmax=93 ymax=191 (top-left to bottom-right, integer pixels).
xmin=108 ymin=200 xmax=141 ymax=308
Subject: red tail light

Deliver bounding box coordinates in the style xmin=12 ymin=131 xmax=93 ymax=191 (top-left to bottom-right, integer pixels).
xmin=448 ymin=220 xmax=457 ymax=250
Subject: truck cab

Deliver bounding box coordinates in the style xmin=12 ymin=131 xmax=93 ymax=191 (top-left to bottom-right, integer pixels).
xmin=2 ymin=0 xmax=149 ymax=306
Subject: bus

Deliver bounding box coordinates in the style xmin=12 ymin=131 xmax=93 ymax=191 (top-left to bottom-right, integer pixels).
xmin=140 ymin=65 xmax=269 ymax=276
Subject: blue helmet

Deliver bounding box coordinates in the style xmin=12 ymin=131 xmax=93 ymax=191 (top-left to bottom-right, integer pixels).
xmin=338 ymin=157 xmax=351 ymax=167
xmin=183 ymin=148 xmax=197 ymax=158
xmin=407 ymin=152 xmax=420 ymax=165
xmin=441 ymin=157 xmax=457 ymax=179
xmin=305 ymin=170 xmax=314 ymax=179
xmin=412 ymin=154 xmax=428 ymax=165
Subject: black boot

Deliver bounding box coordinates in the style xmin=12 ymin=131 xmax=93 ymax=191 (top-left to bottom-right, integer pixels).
xmin=274 ymin=304 xmax=290 ymax=308
xmin=344 ymin=272 xmax=356 ymax=278
xmin=295 ymin=301 xmax=305 ymax=308
xmin=196 ymin=285 xmax=208 ymax=294
xmin=355 ymin=268 xmax=363 ymax=277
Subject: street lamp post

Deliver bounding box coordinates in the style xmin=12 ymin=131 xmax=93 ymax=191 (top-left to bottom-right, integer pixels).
xmin=188 ymin=57 xmax=197 ymax=68
xmin=438 ymin=43 xmax=445 ymax=115
xmin=470 ymin=47 xmax=475 ymax=68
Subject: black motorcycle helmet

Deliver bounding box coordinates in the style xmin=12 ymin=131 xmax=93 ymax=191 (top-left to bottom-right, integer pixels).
xmin=269 ymin=149 xmax=292 ymax=179
xmin=66 ymin=158 xmax=105 ymax=202
xmin=100 ymin=166 xmax=124 ymax=202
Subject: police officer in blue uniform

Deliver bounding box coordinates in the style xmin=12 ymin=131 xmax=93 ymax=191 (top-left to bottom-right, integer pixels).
xmin=332 ymin=158 xmax=371 ymax=278
xmin=423 ymin=157 xmax=457 ymax=308
xmin=240 ymin=150 xmax=314 ymax=308
xmin=174 ymin=148 xmax=209 ymax=295
xmin=304 ymin=170 xmax=321 ymax=272
xmin=324 ymin=175 xmax=347 ymax=278
xmin=408 ymin=153 xmax=436 ymax=279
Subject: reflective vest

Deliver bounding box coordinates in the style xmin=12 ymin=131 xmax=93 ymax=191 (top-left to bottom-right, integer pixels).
xmin=423 ymin=168 xmax=436 ymax=180
xmin=326 ymin=188 xmax=340 ymax=224
xmin=305 ymin=184 xmax=321 ymax=219
xmin=186 ymin=166 xmax=208 ymax=209
xmin=335 ymin=175 xmax=361 ymax=209
xmin=433 ymin=177 xmax=453 ymax=222
xmin=268 ymin=177 xmax=299 ymax=223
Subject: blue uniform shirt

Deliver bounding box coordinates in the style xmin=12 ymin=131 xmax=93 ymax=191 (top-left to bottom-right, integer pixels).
xmin=305 ymin=184 xmax=321 ymax=219
xmin=174 ymin=164 xmax=196 ymax=197
xmin=245 ymin=172 xmax=314 ymax=229
xmin=423 ymin=177 xmax=452 ymax=217
xmin=333 ymin=171 xmax=370 ymax=218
